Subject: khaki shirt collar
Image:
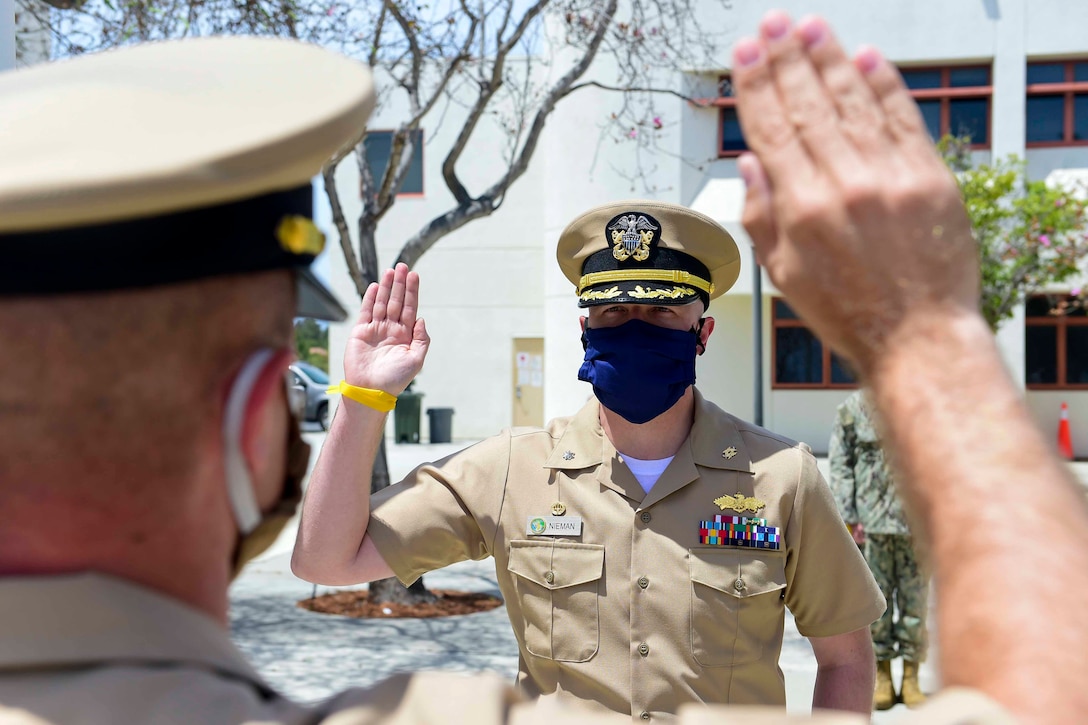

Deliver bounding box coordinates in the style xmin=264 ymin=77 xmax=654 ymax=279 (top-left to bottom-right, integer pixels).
xmin=0 ymin=572 xmax=270 ymax=693
xmin=543 ymin=396 xmax=607 ymax=471
xmin=543 ymin=388 xmax=753 ymax=506
xmin=688 ymin=388 xmax=753 ymax=475
xmin=542 ymin=397 xmax=643 ymax=502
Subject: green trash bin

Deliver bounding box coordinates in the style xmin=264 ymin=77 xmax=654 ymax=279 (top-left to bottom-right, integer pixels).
xmin=427 ymin=407 xmax=454 ymax=443
xmin=394 ymin=391 xmax=423 ymax=443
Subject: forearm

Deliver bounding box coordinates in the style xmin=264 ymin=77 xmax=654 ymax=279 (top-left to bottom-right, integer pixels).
xmin=291 ymin=400 xmax=388 ymax=584
xmin=812 ymin=659 xmax=873 ymax=715
xmin=808 ymin=627 xmax=874 ymax=715
xmin=868 ymin=311 xmax=1088 ymax=722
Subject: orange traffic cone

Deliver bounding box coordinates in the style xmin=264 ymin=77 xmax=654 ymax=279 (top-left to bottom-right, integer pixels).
xmin=1058 ymin=402 xmax=1075 ymax=460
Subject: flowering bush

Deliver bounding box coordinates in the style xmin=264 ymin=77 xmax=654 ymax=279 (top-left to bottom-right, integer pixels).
xmin=939 ymin=136 xmax=1088 ymax=330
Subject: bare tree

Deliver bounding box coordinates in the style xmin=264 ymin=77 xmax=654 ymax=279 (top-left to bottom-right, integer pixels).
xmin=31 ymin=0 xmax=731 ymax=603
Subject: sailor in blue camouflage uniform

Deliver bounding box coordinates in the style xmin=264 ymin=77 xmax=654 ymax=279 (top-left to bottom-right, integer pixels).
xmin=829 ymin=389 xmax=929 ymax=711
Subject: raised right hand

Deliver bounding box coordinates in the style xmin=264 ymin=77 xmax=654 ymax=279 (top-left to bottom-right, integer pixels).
xmin=343 ymin=262 xmax=429 ymax=396
xmin=731 ymin=12 xmax=981 ymax=378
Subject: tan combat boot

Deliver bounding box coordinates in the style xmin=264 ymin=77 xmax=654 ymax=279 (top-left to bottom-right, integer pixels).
xmin=873 ymin=659 xmax=896 ymax=711
xmin=900 ymin=660 xmax=927 ymax=708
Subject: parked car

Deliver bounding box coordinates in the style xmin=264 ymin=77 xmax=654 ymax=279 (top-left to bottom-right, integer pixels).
xmin=288 ymin=361 xmax=331 ymax=430
xmin=286 ymin=376 xmax=307 ymax=421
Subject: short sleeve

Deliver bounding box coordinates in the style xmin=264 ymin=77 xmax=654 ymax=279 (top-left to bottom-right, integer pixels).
xmin=366 ymin=432 xmax=512 ymax=587
xmin=784 ymin=447 xmax=886 ymax=637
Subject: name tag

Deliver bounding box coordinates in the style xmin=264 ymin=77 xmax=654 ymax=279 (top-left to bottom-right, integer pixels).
xmin=526 ymin=515 xmax=583 ymax=536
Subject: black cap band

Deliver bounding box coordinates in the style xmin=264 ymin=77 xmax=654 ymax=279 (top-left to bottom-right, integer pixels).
xmin=579 ymin=245 xmax=713 ymax=309
xmin=0 ymin=185 xmax=316 ymax=296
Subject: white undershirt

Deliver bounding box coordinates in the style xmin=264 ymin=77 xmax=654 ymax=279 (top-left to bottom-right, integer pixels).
xmin=620 ymin=454 xmax=674 ymax=494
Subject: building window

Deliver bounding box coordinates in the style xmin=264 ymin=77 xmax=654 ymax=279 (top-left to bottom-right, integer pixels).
xmin=363 ymin=129 xmax=424 ymax=195
xmin=715 ymin=76 xmax=747 ymax=157
xmin=1025 ymin=60 xmax=1088 ymax=147
xmin=710 ymin=66 xmax=991 ymax=158
xmin=1025 ymin=294 xmax=1088 ymax=388
xmin=900 ymin=66 xmax=991 ymax=147
xmin=772 ymin=298 xmax=856 ymax=388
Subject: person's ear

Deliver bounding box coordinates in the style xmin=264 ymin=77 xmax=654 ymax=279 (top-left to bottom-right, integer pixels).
xmin=579 ymin=315 xmax=588 ymax=332
xmin=697 ymin=317 xmax=715 ymax=355
xmin=239 ymin=349 xmax=294 ymax=509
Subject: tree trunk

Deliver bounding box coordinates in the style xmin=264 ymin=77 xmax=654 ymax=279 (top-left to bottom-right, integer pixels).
xmin=369 ymin=576 xmax=437 ymax=605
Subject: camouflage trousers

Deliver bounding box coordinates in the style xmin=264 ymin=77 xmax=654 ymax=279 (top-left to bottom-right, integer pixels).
xmin=865 ymin=533 xmax=929 ymax=662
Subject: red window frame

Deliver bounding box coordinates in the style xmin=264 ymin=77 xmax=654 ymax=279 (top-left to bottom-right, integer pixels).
xmin=1025 ymin=294 xmax=1088 ymax=390
xmin=1025 ymin=60 xmax=1088 ymax=149
xmin=771 ymin=297 xmax=857 ymax=390
xmin=898 ymin=65 xmax=992 ymax=149
xmin=711 ymin=76 xmax=745 ymax=158
xmin=700 ymin=65 xmax=992 ymax=158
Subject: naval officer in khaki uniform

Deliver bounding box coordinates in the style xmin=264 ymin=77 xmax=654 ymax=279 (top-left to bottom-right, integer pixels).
xmin=294 ymin=200 xmax=886 ymax=720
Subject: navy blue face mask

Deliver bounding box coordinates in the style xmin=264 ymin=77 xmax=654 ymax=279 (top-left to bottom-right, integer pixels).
xmin=578 ymin=318 xmax=701 ymax=424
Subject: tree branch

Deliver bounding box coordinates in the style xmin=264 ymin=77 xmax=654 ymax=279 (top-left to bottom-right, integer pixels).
xmin=440 ymin=0 xmax=551 ymax=206
xmin=384 ymin=0 xmax=424 ymax=105
xmin=368 ymin=2 xmax=388 ymax=68
xmin=484 ymin=0 xmax=618 ymax=201
xmin=397 ymin=0 xmax=618 ymax=269
xmin=564 ymin=79 xmax=708 ymax=106
xmin=321 ymin=151 xmax=366 ymax=298
xmin=406 ymin=5 xmax=479 ymax=127
xmin=393 ymin=199 xmax=498 ymax=269
xmin=374 ymin=130 xmax=410 ymax=211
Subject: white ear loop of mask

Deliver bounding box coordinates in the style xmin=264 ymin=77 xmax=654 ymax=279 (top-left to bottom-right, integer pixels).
xmin=222 ymin=348 xmax=276 ymax=535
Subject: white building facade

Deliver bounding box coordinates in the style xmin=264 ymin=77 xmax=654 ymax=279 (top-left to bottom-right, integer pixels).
xmin=327 ymin=0 xmax=1088 ymax=456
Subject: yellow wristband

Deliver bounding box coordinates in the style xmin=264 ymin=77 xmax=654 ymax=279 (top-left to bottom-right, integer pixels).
xmin=327 ymin=381 xmax=398 ymax=412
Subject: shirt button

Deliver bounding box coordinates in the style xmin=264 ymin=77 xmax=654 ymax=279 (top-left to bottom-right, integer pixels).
xmin=638 ymin=642 xmax=650 ymax=656
xmin=637 ymin=576 xmax=649 ymax=589
xmin=640 ymin=512 xmax=652 ymax=523
xmin=734 ymin=578 xmax=746 ymax=591
xmin=640 ymin=712 xmax=651 ymax=720
xmin=544 ymin=571 xmax=555 ymax=584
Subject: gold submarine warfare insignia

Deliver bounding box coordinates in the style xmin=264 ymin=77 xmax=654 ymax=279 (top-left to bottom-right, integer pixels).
xmin=713 ymin=492 xmax=766 ymax=514
xmin=608 ymin=214 xmax=657 ymax=262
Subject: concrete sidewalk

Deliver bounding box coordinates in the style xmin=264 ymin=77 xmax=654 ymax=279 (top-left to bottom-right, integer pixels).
xmin=230 ymin=431 xmax=1087 ymax=719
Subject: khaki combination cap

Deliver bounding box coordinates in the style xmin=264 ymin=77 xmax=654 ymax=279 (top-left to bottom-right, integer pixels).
xmin=556 ymin=199 xmax=740 ymax=309
xmin=0 ymin=36 xmax=375 ymax=320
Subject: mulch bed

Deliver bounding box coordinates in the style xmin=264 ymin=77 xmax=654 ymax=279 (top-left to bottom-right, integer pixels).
xmin=298 ymin=589 xmax=504 ymax=619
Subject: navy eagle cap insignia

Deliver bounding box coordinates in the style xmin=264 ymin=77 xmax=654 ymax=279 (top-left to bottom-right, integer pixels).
xmin=714 ymin=492 xmax=766 ymax=514
xmin=607 ymin=212 xmax=657 ymax=262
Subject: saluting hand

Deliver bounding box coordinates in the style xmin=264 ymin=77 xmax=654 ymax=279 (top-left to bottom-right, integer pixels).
xmin=344 ymin=262 xmax=430 ymax=395
xmin=732 ymin=12 xmax=980 ymax=379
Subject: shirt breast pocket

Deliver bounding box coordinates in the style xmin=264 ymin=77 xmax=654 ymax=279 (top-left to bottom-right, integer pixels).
xmin=508 ymin=540 xmax=605 ymax=662
xmin=689 ymin=547 xmax=787 ymax=667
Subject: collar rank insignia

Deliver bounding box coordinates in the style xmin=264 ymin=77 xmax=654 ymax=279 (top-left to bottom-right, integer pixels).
xmin=714 ymin=492 xmax=766 ymax=514
xmin=607 ymin=213 xmax=658 ymax=262
xmin=562 ymin=450 xmax=575 ymax=461
xmin=722 ymin=446 xmax=738 ymax=459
